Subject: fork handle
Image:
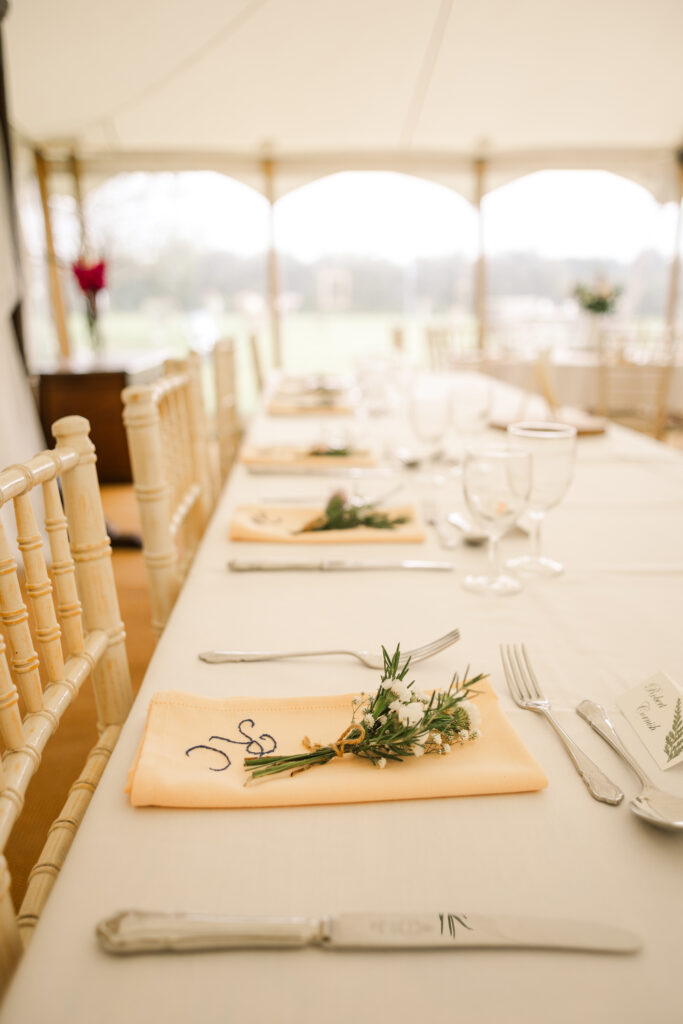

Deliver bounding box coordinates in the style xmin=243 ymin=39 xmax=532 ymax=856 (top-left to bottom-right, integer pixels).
xmin=199 ymin=650 xmax=358 ymax=664
xmin=540 ymin=709 xmax=624 ymax=805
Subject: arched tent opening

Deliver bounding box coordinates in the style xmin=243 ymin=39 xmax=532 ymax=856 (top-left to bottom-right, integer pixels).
xmin=481 ymin=169 xmax=681 ymax=352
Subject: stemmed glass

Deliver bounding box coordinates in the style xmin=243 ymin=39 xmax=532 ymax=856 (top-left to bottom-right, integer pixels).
xmin=462 ymin=445 xmax=532 ymax=596
xmin=407 ymin=376 xmax=451 ymax=478
xmin=450 ymin=375 xmax=491 ymax=453
xmin=505 ymin=422 xmax=577 ymax=576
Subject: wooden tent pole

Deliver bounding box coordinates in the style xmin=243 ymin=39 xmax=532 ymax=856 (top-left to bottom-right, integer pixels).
xmin=262 ymin=159 xmax=282 ymax=369
xmin=473 ymin=158 xmax=487 ymax=351
xmin=69 ymin=151 xmax=87 ymax=254
xmin=665 ymin=151 xmax=683 ymax=344
xmin=35 ymin=149 xmax=70 ymax=361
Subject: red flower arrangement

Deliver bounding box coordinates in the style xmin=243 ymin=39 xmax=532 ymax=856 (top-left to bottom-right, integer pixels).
xmin=72 ymin=258 xmax=107 ymax=350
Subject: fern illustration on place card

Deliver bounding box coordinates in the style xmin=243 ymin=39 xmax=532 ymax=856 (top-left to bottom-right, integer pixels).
xmin=243 ymin=645 xmax=484 ymax=784
xmin=617 ymin=672 xmax=683 ymax=771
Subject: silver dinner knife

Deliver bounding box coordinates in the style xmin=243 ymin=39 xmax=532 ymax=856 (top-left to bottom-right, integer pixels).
xmin=227 ymin=559 xmax=455 ymax=572
xmin=245 ymin=465 xmax=394 ymax=477
xmin=97 ymin=910 xmax=640 ymax=955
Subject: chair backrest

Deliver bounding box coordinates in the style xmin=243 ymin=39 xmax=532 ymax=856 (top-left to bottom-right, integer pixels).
xmin=0 ymin=415 xmax=132 ymax=990
xmin=595 ymin=356 xmax=673 ymax=439
xmin=213 ymin=338 xmax=241 ymax=483
xmin=249 ymin=333 xmax=265 ymax=394
xmin=425 ymin=327 xmax=451 ymax=371
xmin=121 ymin=353 xmax=215 ymax=635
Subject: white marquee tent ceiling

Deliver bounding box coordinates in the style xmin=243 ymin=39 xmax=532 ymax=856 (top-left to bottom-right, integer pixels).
xmin=4 ymin=0 xmax=683 ymax=201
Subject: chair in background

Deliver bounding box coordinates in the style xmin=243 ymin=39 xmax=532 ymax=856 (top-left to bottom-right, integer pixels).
xmin=0 ymin=416 xmax=133 ymax=991
xmin=594 ymin=355 xmax=673 ymax=439
xmin=249 ymin=333 xmax=265 ymax=394
xmin=425 ymin=326 xmax=483 ymax=373
xmin=213 ymin=338 xmax=241 ymax=483
xmin=121 ymin=353 xmax=216 ymax=636
xmin=425 ymin=327 xmax=452 ymax=371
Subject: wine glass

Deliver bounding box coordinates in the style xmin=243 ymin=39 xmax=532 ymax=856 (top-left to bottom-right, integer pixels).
xmin=505 ymin=422 xmax=577 ymax=576
xmin=462 ymin=444 xmax=532 ymax=596
xmin=407 ymin=376 xmax=451 ymax=478
xmin=450 ymin=375 xmax=491 ymax=452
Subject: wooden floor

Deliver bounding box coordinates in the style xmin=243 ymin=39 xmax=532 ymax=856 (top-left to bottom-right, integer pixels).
xmin=4 ymin=486 xmax=156 ymax=910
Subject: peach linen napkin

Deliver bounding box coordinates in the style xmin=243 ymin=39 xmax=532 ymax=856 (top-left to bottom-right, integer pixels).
xmin=267 ymin=393 xmax=354 ymax=416
xmin=126 ymin=681 xmax=547 ymax=808
xmin=241 ymin=444 xmax=377 ymax=470
xmin=229 ymin=504 xmax=426 ymax=543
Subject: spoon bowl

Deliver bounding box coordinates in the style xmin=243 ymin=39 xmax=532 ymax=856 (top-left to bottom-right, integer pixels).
xmin=630 ymin=789 xmax=683 ymax=831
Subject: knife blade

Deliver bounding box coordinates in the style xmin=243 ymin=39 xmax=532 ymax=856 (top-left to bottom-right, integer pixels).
xmin=227 ymin=559 xmax=455 ymax=572
xmin=96 ymin=910 xmax=641 ymax=955
xmin=245 ymin=465 xmax=394 ymax=477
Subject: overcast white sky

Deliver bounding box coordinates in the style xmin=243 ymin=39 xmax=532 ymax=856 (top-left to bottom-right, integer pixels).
xmin=29 ymin=168 xmax=680 ymax=266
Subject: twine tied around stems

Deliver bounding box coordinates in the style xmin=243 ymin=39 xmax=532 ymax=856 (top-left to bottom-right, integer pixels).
xmin=294 ymin=724 xmax=366 ymax=775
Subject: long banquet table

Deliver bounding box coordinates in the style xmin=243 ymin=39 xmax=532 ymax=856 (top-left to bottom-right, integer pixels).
xmin=3 ymin=376 xmax=683 ymax=1023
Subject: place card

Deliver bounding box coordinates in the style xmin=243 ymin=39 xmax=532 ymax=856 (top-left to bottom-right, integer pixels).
xmin=617 ymin=672 xmax=683 ymax=771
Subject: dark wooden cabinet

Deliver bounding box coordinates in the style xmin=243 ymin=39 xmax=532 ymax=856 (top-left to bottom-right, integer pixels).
xmin=34 ymin=355 xmax=164 ymax=483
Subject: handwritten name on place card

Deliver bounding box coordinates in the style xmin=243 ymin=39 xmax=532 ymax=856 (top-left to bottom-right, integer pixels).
xmin=617 ymin=672 xmax=683 ymax=771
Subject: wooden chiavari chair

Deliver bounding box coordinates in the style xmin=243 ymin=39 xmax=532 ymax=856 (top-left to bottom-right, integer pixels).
xmin=213 ymin=338 xmax=241 ymax=484
xmin=0 ymin=416 xmax=133 ymax=992
xmin=248 ymin=333 xmax=265 ymax=394
xmin=595 ymin=354 xmax=673 ymax=439
xmin=121 ymin=353 xmax=215 ymax=636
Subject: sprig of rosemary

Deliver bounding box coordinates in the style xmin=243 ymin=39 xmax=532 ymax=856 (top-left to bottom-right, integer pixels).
xmin=243 ymin=644 xmax=484 ymax=783
xmin=299 ymin=491 xmax=408 ymax=532
xmin=308 ymin=444 xmax=352 ymax=457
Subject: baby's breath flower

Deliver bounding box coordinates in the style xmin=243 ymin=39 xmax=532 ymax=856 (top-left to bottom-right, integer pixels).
xmin=413 ymin=743 xmax=425 ymax=757
xmin=376 ymin=757 xmax=387 ymax=769
xmin=397 ymin=702 xmax=424 ymax=727
xmin=390 ymin=679 xmax=413 ymax=704
xmin=442 ymin=743 xmax=451 ymax=753
xmin=458 ymin=729 xmax=469 ymax=741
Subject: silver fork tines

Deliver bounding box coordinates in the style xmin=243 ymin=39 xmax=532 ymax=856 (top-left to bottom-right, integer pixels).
xmin=200 ymin=628 xmax=460 ymax=669
xmin=500 ymin=644 xmax=623 ymax=806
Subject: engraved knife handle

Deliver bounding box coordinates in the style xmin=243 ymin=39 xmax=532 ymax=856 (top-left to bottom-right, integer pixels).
xmin=97 ymin=911 xmax=324 ymax=954
xmin=576 ymin=700 xmax=652 ymax=788
xmin=540 ymin=708 xmax=624 ymax=805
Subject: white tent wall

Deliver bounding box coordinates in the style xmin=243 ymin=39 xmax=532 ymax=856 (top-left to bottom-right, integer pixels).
xmin=4 ymin=0 xmax=683 ymax=202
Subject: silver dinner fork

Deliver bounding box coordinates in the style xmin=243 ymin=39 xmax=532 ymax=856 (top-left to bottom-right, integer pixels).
xmin=500 ymin=644 xmax=623 ymax=805
xmin=199 ymin=628 xmax=460 ymax=669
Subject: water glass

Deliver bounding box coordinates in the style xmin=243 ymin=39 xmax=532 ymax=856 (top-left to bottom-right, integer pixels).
xmin=505 ymin=422 xmax=577 ymax=576
xmin=462 ymin=444 xmax=532 ymax=596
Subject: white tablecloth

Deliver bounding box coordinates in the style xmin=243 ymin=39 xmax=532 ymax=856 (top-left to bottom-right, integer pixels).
xmin=3 ymin=378 xmax=683 ymax=1024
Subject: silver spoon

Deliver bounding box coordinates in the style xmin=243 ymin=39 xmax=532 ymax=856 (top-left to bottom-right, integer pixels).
xmin=422 ymin=502 xmax=460 ymax=550
xmin=576 ymin=700 xmax=683 ymax=832
xmin=446 ymin=511 xmax=487 ymax=546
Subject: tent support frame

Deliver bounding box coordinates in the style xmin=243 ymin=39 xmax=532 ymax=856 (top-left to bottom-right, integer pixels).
xmin=263 ymin=159 xmax=282 ymax=369
xmin=665 ymin=151 xmax=683 ymax=342
xmin=474 ymin=157 xmax=487 ymax=350
xmin=35 ymin=149 xmax=70 ymax=361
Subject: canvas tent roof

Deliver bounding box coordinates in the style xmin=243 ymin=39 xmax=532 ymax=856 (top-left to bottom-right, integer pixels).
xmin=4 ymin=0 xmax=683 ymax=202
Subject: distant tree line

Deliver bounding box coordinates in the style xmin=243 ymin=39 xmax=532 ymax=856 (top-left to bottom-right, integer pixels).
xmin=105 ymin=241 xmax=673 ymax=317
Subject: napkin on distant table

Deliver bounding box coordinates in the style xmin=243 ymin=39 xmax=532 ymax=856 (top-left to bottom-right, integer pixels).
xmin=240 ymin=444 xmax=377 ymax=470
xmin=228 ymin=504 xmax=425 ymax=543
xmin=126 ymin=680 xmax=548 ymax=808
xmin=267 ymin=393 xmax=354 ymax=416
